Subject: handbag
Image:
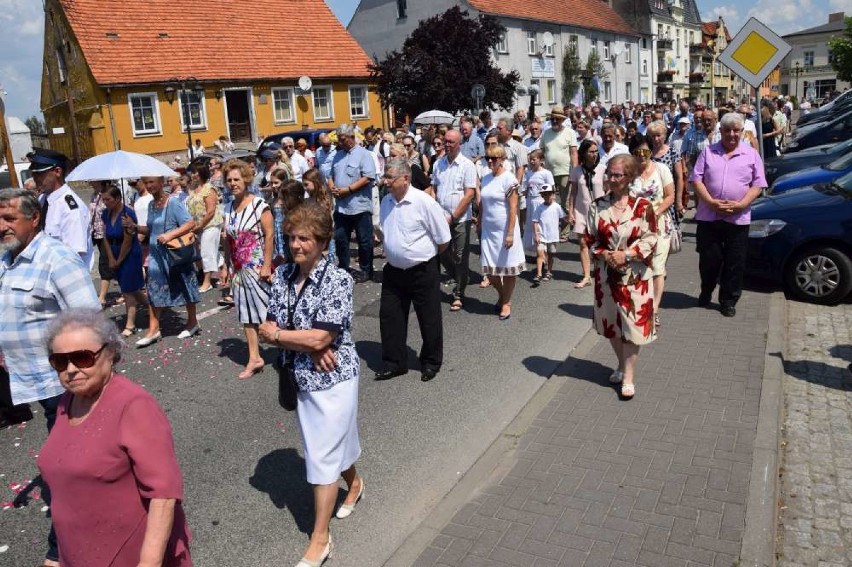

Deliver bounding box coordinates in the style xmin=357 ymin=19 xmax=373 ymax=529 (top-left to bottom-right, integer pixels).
xmin=669 ymin=224 xmax=683 ymax=254
xmin=163 ymin=198 xmax=200 ymax=267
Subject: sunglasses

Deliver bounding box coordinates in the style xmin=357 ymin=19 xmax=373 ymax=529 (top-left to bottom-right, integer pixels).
xmin=632 ymin=148 xmax=652 ymax=157
xmin=433 ymin=143 xmax=443 ymax=147
xmin=486 ymin=157 xmax=501 ymax=162
xmin=49 ymin=344 xmax=107 ymax=372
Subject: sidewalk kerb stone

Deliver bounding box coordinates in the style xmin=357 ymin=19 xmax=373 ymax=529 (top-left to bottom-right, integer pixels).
xmin=740 ymin=291 xmax=787 ymax=567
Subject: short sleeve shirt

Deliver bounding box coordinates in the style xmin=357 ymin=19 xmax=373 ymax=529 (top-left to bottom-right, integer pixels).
xmin=41 ymin=184 xmax=93 ymax=267
xmin=432 ymin=154 xmax=477 ymax=221
xmin=532 ymin=202 xmax=566 ymax=244
xmin=331 ymin=145 xmax=376 ymax=216
xmin=380 ymin=187 xmax=451 ymax=268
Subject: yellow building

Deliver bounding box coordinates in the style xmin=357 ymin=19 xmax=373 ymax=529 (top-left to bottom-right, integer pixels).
xmin=41 ymin=0 xmax=385 ymax=163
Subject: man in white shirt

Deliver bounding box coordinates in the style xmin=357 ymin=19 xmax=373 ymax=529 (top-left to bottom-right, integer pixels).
xmin=598 ymin=123 xmax=629 ymax=166
xmin=282 ymin=136 xmax=310 ymax=181
xmin=431 ymin=129 xmax=477 ymax=310
xmin=376 ymin=158 xmax=451 ymax=383
xmin=523 ymin=121 xmax=543 ymax=150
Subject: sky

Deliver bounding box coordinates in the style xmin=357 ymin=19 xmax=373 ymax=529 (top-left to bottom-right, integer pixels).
xmin=1 ymin=0 xmax=850 ymax=123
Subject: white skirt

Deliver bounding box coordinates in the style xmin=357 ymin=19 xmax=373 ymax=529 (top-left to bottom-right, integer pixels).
xmin=199 ymin=225 xmax=221 ymax=273
xmin=297 ymin=376 xmax=362 ymax=485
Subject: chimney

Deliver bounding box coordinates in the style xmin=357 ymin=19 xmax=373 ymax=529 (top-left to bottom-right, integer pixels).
xmin=829 ymin=12 xmax=845 ymax=23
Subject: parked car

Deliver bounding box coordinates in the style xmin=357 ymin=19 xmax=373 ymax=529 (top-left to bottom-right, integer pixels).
xmin=784 ymin=108 xmax=852 ymax=153
xmin=0 ymin=163 xmax=33 ymax=188
xmin=769 ymin=151 xmax=852 ymax=195
xmin=796 ymin=92 xmax=852 ymax=127
xmin=764 ymin=138 xmax=852 ymax=186
xmin=747 ymin=172 xmax=852 ymax=304
xmin=188 ymin=149 xmax=256 ymax=171
xmin=259 ymin=129 xmax=332 ymax=153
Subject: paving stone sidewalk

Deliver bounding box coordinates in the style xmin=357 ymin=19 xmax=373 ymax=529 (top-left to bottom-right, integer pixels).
xmin=411 ymin=224 xmax=771 ymax=567
xmin=777 ymin=300 xmax=852 ymax=566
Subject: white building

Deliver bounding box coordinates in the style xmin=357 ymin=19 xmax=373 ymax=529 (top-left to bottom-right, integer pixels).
xmin=347 ymin=0 xmax=650 ymax=111
xmin=781 ymin=12 xmax=851 ymax=102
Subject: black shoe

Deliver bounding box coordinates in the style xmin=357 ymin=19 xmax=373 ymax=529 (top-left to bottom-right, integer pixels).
xmin=375 ymin=368 xmax=407 ymax=381
xmin=352 ymin=271 xmax=372 ymax=284
xmin=421 ymin=368 xmax=439 ymax=382
xmin=698 ymin=293 xmax=712 ymax=308
xmin=720 ymin=305 xmax=736 ymax=317
xmin=0 ymin=406 xmax=33 ymax=429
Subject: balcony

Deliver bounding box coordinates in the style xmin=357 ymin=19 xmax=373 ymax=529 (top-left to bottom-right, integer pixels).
xmin=657 ymin=38 xmax=673 ymax=50
xmin=780 ymin=64 xmax=835 ymax=75
xmin=657 ymin=70 xmax=676 ymax=83
xmin=689 ymin=72 xmax=705 ymax=84
xmin=689 ymin=44 xmax=714 ymax=58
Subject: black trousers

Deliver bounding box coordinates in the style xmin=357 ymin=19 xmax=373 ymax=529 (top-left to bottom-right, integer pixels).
xmin=380 ymin=256 xmax=443 ymax=372
xmin=696 ymin=220 xmax=749 ymax=307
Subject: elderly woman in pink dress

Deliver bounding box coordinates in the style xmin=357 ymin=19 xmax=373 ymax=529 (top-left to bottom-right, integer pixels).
xmin=38 ymin=308 xmax=192 ymax=566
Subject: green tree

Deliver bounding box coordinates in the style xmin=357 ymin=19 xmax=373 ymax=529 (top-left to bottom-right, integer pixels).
xmin=584 ymin=51 xmax=610 ymax=104
xmin=369 ymin=7 xmax=520 ymax=117
xmin=561 ymin=43 xmax=582 ymax=105
xmin=828 ymin=16 xmax=852 ymax=82
xmin=24 ymin=115 xmax=46 ymax=135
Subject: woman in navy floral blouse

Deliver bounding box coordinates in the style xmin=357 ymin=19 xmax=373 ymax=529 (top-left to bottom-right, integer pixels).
xmin=259 ymin=202 xmax=362 ymax=567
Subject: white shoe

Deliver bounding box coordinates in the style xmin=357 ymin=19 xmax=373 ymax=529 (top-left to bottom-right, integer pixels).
xmin=335 ymin=480 xmax=365 ymax=519
xmin=135 ymin=332 xmax=162 ymax=347
xmin=295 ymin=535 xmax=333 ymax=567
xmin=177 ymin=326 xmax=201 ymax=339
xmin=609 ymin=370 xmax=624 ymax=384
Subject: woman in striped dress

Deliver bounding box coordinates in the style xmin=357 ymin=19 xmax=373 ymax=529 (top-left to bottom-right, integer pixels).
xmin=221 ymin=160 xmax=274 ymax=379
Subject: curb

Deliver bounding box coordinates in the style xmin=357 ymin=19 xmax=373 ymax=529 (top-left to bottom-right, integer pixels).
xmin=383 ymin=328 xmax=600 ymax=567
xmin=740 ymin=291 xmax=787 ymax=567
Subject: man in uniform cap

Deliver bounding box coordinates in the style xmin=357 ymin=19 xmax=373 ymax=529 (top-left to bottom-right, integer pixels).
xmin=28 ymin=148 xmax=93 ymax=268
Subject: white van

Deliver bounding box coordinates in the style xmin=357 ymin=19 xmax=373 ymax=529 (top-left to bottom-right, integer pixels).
xmin=0 ymin=162 xmax=33 ymax=188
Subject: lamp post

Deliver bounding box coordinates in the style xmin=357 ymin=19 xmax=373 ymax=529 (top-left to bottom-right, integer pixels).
xmin=793 ymin=61 xmax=802 ymax=101
xmin=528 ymin=84 xmax=539 ymax=124
xmin=164 ymin=77 xmax=200 ymax=159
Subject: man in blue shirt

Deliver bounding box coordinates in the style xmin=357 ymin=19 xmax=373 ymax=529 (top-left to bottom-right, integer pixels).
xmin=315 ymin=133 xmax=337 ymax=182
xmin=329 ymin=124 xmax=377 ymax=283
xmin=459 ymin=117 xmax=484 ymax=162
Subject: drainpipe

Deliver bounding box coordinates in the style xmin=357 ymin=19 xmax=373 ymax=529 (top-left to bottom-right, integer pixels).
xmin=105 ymin=88 xmax=120 ymax=150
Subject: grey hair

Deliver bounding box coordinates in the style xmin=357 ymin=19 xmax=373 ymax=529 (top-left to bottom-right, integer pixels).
xmin=720 ymin=112 xmax=744 ymax=130
xmin=384 ymin=158 xmax=411 ymax=178
xmin=46 ymin=308 xmax=126 ymax=365
xmin=646 ymin=120 xmax=668 ymax=136
xmin=336 ymin=124 xmax=355 ymax=138
xmin=389 ymin=143 xmax=406 ymax=156
xmin=282 ymin=136 xmax=294 ymax=145
xmin=0 ymin=188 xmax=41 ymax=219
xmin=600 ymin=123 xmax=618 ymax=135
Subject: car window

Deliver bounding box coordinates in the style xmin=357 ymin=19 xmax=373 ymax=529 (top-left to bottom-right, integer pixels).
xmin=834 ymin=169 xmax=852 ymax=195
xmin=827 ymin=151 xmax=852 ymax=171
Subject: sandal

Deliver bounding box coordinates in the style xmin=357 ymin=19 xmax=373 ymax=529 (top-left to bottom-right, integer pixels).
xmin=543 ymin=272 xmax=553 ymax=282
xmin=621 ymin=383 xmax=635 ymax=399
xmin=218 ymin=295 xmax=235 ymax=306
xmin=479 ymin=277 xmax=491 ymax=288
xmin=121 ymin=327 xmax=137 ymax=337
xmin=574 ymin=277 xmax=591 ymax=288
xmin=654 ymin=314 xmax=661 ymax=327
xmin=609 ymin=370 xmax=624 ymax=384
xmin=449 ymin=299 xmax=463 ymax=312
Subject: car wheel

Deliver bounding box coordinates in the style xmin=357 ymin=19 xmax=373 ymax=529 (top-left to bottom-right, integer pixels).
xmin=784 ymin=247 xmax=852 ymax=305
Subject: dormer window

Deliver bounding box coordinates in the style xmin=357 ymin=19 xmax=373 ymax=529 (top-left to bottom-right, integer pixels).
xmin=396 ymin=0 xmax=407 ymax=19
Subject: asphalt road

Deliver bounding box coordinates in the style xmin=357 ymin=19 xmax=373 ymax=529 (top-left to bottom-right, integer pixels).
xmin=0 ymin=239 xmax=594 ymax=566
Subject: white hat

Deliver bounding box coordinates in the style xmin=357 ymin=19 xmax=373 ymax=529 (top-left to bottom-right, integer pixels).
xmin=678 ymin=117 xmax=691 ymax=124
xmin=539 ymin=184 xmax=555 ymax=193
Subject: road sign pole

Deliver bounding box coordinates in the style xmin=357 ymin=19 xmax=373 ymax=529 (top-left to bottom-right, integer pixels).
xmin=755 ymin=86 xmax=764 ymax=163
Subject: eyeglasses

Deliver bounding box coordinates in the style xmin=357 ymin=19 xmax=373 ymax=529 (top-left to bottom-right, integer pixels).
xmin=403 ymin=144 xmax=413 ymax=148
xmin=382 ymin=174 xmax=402 ymax=181
xmin=485 ymin=142 xmax=498 ymax=146
xmin=433 ymin=143 xmax=443 ymax=147
xmin=632 ymin=148 xmax=652 ymax=158
xmin=283 ymin=144 xmax=295 ymax=149
xmin=605 ymin=172 xmax=626 ymax=180
xmin=48 ymin=344 xmax=107 ymax=372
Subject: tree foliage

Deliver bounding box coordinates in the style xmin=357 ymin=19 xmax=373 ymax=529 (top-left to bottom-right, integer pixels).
xmin=828 ymin=17 xmax=852 ymax=83
xmin=561 ymin=43 xmax=582 ymax=105
xmin=25 ymin=115 xmax=47 ymax=135
xmin=584 ymin=51 xmax=609 ymax=103
xmin=369 ymin=7 xmax=520 ymax=117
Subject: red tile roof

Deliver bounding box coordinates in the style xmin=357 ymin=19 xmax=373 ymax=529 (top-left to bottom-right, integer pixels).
xmin=467 ymin=0 xmax=638 ymax=36
xmin=58 ymin=0 xmax=373 ymax=85
xmin=702 ymin=21 xmax=732 ymax=43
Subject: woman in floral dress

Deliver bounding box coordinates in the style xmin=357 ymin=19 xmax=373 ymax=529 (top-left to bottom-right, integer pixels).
xmin=628 ymin=134 xmax=674 ymax=327
xmin=584 ymin=154 xmax=658 ymax=399
xmin=221 ymin=160 xmax=274 ymax=379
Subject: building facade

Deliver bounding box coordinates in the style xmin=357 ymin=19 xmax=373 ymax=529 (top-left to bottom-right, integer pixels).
xmin=687 ymin=19 xmax=741 ymax=105
xmin=41 ymin=0 xmax=384 ymax=163
xmin=348 ymin=0 xmax=649 ymax=112
xmin=780 ymin=12 xmax=851 ymax=102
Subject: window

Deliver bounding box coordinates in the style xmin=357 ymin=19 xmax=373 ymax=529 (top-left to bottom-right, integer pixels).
xmin=603 ymin=41 xmax=611 ymax=60
xmin=496 ymin=32 xmax=508 ymax=54
xmin=530 ymin=78 xmax=541 ymax=95
xmin=625 ymin=43 xmax=632 ymax=64
xmin=128 ymin=92 xmax=161 ymax=136
xmin=657 ymin=24 xmax=664 ymax=39
xmin=642 ymin=38 xmax=647 ymax=49
xmin=829 ymin=50 xmax=835 ymax=64
xmin=642 ymin=59 xmax=648 ymax=75
xmin=527 ymin=31 xmax=537 ymax=55
xmin=625 ymin=82 xmax=632 ymax=101
xmin=544 ymin=39 xmax=554 ymax=57
xmin=272 ymin=87 xmax=295 ymax=124
xmin=396 ymin=0 xmax=407 ymax=19
xmin=55 ymin=48 xmax=67 ymax=83
xmin=178 ymin=90 xmax=206 ymax=131
xmin=675 ymin=29 xmax=681 ymax=56
xmin=666 ymin=26 xmax=671 ymax=39
xmin=689 ymin=31 xmax=694 ymax=46
xmin=348 ymin=85 xmax=368 ymax=119
xmin=546 ymin=79 xmax=557 ymax=104
xmin=569 ymin=35 xmax=579 ymax=50
xmin=312 ymin=86 xmax=334 ymax=121
xmin=591 ymin=39 xmax=598 ymax=55
xmin=714 ymin=60 xmax=722 ymax=75
xmin=604 ymin=81 xmax=612 ymax=102
xmin=804 ymin=51 xmax=814 ymax=66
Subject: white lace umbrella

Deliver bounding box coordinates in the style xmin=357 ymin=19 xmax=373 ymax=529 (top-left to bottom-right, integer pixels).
xmin=413 ymin=110 xmax=456 ymax=125
xmin=65 ymin=150 xmax=176 ymax=182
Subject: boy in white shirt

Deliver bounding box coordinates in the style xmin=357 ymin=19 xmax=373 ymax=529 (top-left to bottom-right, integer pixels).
xmin=532 ymin=185 xmax=565 ymax=284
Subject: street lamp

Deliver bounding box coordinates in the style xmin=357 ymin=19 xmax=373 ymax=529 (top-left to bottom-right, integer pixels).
xmin=793 ymin=61 xmax=802 ymax=101
xmin=164 ymin=77 xmax=201 ymax=159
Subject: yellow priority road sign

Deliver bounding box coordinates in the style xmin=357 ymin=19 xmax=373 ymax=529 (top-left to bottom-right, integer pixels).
xmin=717 ymin=17 xmax=792 ymax=89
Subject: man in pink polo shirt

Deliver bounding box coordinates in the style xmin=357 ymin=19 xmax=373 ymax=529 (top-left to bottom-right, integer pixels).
xmin=690 ymin=112 xmax=767 ymax=317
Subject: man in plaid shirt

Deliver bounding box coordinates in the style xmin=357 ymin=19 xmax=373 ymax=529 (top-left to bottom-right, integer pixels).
xmin=0 ymin=188 xmax=99 ymax=565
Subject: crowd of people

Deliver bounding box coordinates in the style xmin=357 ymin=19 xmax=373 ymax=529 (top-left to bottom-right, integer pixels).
xmin=0 ymin=91 xmax=774 ymax=565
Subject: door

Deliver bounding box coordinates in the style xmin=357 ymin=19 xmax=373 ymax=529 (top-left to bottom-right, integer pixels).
xmin=225 ymin=90 xmax=253 ymax=142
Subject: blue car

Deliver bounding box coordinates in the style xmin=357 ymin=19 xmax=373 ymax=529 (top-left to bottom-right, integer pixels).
xmin=748 ymin=172 xmax=852 ymax=304
xmin=769 ymin=151 xmax=852 ymax=195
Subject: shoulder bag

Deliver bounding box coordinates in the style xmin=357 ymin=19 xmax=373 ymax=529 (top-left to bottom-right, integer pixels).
xmin=163 ymin=198 xmax=199 ymax=267
xmin=669 ymin=223 xmax=683 ymax=254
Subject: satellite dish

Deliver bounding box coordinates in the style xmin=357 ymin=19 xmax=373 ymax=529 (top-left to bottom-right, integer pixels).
xmin=541 ymin=32 xmax=554 ymax=49
xmin=298 ymin=76 xmax=313 ymax=92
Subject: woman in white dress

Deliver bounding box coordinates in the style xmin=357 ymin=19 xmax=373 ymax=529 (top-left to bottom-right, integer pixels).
xmin=479 ymin=145 xmax=526 ymax=320
xmin=522 ymin=149 xmax=555 ymax=252
xmin=569 ymin=139 xmax=607 ymax=288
